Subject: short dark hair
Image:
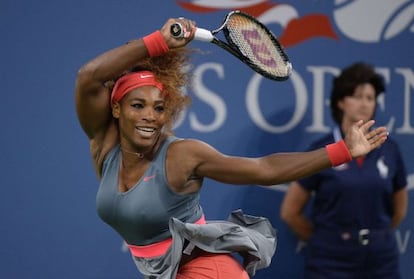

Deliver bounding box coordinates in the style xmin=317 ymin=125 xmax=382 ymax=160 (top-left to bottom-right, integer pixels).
xmin=330 ymin=62 xmax=385 ymax=125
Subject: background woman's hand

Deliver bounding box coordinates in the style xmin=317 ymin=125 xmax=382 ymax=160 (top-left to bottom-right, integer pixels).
xmin=160 ymin=18 xmax=196 ymax=49
xmin=344 ymin=120 xmax=388 ymax=158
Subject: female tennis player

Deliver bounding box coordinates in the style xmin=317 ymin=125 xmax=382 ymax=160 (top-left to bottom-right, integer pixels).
xmin=74 ymin=17 xmax=388 ymax=278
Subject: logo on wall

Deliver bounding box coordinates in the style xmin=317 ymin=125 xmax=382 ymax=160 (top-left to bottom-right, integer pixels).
xmin=177 ymin=0 xmax=414 ymax=46
xmin=333 ymin=0 xmax=414 ymax=43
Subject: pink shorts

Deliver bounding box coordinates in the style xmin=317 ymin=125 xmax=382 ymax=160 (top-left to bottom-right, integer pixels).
xmin=176 ymin=252 xmax=250 ymax=279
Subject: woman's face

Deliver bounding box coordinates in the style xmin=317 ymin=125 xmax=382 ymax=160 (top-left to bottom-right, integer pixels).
xmin=339 ymin=83 xmax=377 ymax=124
xmin=113 ymin=86 xmax=166 ymax=151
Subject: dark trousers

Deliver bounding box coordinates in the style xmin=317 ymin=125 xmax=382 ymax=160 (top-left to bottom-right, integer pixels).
xmin=304 ymin=228 xmax=400 ymax=279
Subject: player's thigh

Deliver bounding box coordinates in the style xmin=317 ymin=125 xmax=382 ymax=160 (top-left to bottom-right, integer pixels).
xmin=177 ymin=253 xmax=249 ymax=279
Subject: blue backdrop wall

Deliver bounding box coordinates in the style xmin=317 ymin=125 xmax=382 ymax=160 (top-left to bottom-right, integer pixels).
xmin=1 ymin=0 xmax=413 ymax=278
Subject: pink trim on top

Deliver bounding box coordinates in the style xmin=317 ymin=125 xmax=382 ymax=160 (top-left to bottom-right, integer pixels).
xmin=128 ymin=214 xmax=206 ymax=258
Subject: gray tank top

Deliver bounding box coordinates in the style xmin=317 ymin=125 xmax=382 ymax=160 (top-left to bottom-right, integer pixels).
xmin=96 ymin=136 xmax=204 ymax=246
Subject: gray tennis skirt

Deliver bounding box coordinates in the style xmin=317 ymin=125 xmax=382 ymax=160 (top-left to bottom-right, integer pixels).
xmin=132 ymin=209 xmax=277 ymax=279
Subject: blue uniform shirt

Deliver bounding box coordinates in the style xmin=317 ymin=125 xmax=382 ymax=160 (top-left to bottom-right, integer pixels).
xmin=299 ymin=128 xmax=407 ymax=231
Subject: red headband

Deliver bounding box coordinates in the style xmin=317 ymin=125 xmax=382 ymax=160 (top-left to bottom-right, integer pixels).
xmin=111 ymin=71 xmax=164 ymax=106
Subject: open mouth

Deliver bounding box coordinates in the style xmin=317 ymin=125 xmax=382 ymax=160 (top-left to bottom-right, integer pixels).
xmin=136 ymin=127 xmax=156 ymax=136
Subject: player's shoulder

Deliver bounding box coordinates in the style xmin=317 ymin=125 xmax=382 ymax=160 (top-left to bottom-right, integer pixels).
xmin=169 ymin=137 xmax=215 ymax=154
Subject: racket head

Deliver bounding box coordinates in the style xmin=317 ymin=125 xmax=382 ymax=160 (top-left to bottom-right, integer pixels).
xmin=222 ymin=11 xmax=292 ymax=81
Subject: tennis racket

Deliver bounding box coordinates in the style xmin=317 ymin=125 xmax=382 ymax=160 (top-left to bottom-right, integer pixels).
xmin=170 ymin=10 xmax=292 ymax=81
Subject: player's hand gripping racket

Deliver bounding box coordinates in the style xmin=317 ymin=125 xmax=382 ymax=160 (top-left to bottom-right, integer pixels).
xmin=170 ymin=11 xmax=292 ymax=81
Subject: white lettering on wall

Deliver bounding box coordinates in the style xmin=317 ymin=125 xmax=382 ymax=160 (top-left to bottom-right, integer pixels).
xmin=306 ymin=66 xmax=339 ymax=133
xmin=376 ymin=67 xmax=395 ymax=132
xmin=395 ymin=229 xmax=411 ymax=254
xmin=395 ymin=68 xmax=414 ymax=134
xmin=189 ymin=63 xmax=226 ymax=133
xmin=187 ymin=63 xmax=412 ymax=135
xmin=246 ymin=71 xmax=307 ymax=133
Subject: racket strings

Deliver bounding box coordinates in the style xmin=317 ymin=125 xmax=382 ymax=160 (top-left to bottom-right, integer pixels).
xmin=226 ymin=15 xmax=290 ymax=78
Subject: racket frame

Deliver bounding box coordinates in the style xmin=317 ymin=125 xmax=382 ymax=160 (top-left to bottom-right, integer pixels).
xmin=171 ymin=10 xmax=292 ymax=81
xmin=221 ymin=11 xmax=292 ymax=81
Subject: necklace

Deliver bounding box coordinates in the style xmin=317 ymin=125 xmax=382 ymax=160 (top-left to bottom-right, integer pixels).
xmin=120 ymin=147 xmax=144 ymax=159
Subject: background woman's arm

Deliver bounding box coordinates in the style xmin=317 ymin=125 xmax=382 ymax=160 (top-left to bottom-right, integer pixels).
xmin=280 ymin=182 xmax=313 ymax=241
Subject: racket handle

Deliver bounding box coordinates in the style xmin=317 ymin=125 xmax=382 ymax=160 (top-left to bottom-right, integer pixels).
xmin=170 ymin=22 xmax=214 ymax=42
xmin=194 ymin=28 xmax=214 ymax=42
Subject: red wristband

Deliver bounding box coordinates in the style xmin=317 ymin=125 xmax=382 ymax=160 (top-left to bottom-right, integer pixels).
xmin=325 ymin=140 xmax=352 ymax=166
xmin=142 ymin=31 xmax=169 ymax=57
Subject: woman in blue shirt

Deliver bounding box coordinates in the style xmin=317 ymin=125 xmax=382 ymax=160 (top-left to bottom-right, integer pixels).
xmin=281 ymin=62 xmax=408 ymax=279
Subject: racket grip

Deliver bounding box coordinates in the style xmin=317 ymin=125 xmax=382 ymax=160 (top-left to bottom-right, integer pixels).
xmin=194 ymin=28 xmax=214 ymax=42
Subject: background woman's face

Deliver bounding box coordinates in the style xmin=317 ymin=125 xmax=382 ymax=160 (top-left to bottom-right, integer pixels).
xmin=339 ymin=83 xmax=377 ymax=124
